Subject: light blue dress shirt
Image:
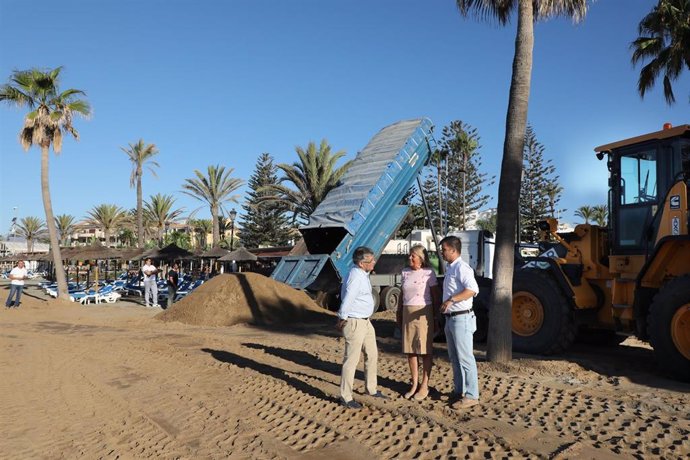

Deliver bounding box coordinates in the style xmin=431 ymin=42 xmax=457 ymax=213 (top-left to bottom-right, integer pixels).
xmin=338 ymin=266 xmax=375 ymax=320
xmin=442 ymin=257 xmax=479 ymax=313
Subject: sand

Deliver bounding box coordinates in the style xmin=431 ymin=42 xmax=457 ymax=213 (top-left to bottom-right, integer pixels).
xmin=1 ymin=280 xmax=689 ymax=459
xmin=157 ymin=273 xmax=333 ymax=327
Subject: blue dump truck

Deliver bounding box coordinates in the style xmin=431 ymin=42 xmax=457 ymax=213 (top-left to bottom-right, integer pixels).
xmin=271 ymin=118 xmax=435 ymax=309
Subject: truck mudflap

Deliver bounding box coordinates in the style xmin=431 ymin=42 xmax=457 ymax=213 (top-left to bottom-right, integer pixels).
xmin=271 ymin=255 xmax=332 ymax=290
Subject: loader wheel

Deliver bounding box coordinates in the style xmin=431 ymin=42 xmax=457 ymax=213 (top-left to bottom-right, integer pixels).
xmin=512 ymin=269 xmax=576 ymax=355
xmin=648 ymin=275 xmax=690 ymax=382
xmin=380 ymin=286 xmax=401 ymax=312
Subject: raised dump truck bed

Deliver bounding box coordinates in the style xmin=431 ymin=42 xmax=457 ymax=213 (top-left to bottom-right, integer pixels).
xmin=271 ymin=118 xmax=434 ymax=299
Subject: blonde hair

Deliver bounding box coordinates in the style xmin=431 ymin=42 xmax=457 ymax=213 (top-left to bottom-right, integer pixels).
xmin=409 ymin=244 xmax=431 ymax=268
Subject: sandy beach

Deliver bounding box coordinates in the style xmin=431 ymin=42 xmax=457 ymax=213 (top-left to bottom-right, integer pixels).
xmin=1 ymin=278 xmax=689 ymax=459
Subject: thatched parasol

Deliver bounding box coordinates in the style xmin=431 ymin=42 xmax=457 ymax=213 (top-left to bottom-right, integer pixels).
xmin=199 ymin=247 xmax=230 ymax=259
xmin=141 ymin=243 xmax=195 ymax=260
xmin=218 ymin=247 xmax=257 ymax=262
xmin=71 ymin=242 xmax=121 ymax=261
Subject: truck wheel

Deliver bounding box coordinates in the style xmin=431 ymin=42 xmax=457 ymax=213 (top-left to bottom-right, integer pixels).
xmin=380 ymin=286 xmax=401 ymax=312
xmin=512 ymin=269 xmax=576 ymax=355
xmin=648 ymin=275 xmax=690 ymax=382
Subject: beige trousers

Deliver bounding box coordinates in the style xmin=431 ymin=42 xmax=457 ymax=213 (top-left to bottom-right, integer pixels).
xmin=340 ymin=318 xmax=378 ymax=402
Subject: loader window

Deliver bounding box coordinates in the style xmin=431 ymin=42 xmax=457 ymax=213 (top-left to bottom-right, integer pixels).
xmin=620 ymin=150 xmax=657 ymax=204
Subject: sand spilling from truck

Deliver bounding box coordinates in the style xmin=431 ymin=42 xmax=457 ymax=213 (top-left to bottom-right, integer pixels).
xmin=156 ymin=272 xmax=333 ymax=327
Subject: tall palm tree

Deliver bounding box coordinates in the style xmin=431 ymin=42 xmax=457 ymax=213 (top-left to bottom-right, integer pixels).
xmin=122 ymin=139 xmax=159 ymax=248
xmin=190 ymin=218 xmax=213 ymax=249
xmin=591 ymin=204 xmax=609 ymax=227
xmin=143 ymin=193 xmax=185 ymax=246
xmin=456 ymin=0 xmax=590 ymax=362
xmin=182 ymin=165 xmax=243 ymax=247
xmin=54 ymin=214 xmax=76 ymax=247
xmin=0 ymin=67 xmax=90 ymax=300
xmin=631 ymin=0 xmax=690 ymax=105
xmin=87 ymin=204 xmax=128 ymax=247
xmin=262 ymin=140 xmax=352 ymax=224
xmin=574 ymin=205 xmax=595 ymax=224
xmin=16 ymin=216 xmax=48 ymax=252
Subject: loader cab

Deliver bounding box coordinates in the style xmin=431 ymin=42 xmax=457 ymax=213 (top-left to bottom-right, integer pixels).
xmin=596 ymin=124 xmax=690 ymax=256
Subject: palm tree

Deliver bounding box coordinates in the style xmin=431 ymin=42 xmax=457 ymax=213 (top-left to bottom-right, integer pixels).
xmin=87 ymin=204 xmax=128 ymax=247
xmin=592 ymin=204 xmax=609 ymax=227
xmin=182 ymin=165 xmax=243 ymax=247
xmin=54 ymin=214 xmax=76 ymax=247
xmin=456 ymin=0 xmax=589 ymax=362
xmin=16 ymin=216 xmax=48 ymax=252
xmin=0 ymin=67 xmax=90 ymax=300
xmin=122 ymin=139 xmax=159 ymax=248
xmin=631 ymin=0 xmax=690 ymax=105
xmin=143 ymin=193 xmax=185 ymax=246
xmin=262 ymin=140 xmax=352 ymax=223
xmin=574 ymin=205 xmax=595 ymax=224
xmin=190 ymin=218 xmax=213 ymax=249
xmin=118 ymin=228 xmax=136 ymax=247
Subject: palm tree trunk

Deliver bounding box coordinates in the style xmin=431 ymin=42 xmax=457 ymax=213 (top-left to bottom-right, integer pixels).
xmin=487 ymin=0 xmax=534 ymax=363
xmin=41 ymin=145 xmax=69 ymax=300
xmin=211 ymin=204 xmax=220 ymax=247
xmin=105 ymin=229 xmax=110 ymax=247
xmin=137 ymin=169 xmax=143 ymax=248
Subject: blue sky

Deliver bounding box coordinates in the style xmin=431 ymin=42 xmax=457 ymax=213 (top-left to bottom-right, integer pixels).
xmin=1 ymin=0 xmax=688 ymax=236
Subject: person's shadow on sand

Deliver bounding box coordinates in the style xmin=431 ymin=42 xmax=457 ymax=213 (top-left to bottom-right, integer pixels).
xmin=201 ymin=347 xmax=339 ymax=403
xmin=241 ymin=343 xmax=408 ymax=396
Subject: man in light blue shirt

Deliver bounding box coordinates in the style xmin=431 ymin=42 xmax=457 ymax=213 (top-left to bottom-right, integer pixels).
xmin=337 ymin=246 xmax=388 ymax=408
xmin=440 ymin=235 xmax=480 ymax=410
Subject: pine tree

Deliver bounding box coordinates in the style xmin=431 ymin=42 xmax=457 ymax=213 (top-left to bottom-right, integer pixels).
xmin=241 ymin=153 xmax=292 ymax=248
xmin=420 ymin=169 xmax=443 ymax=234
xmin=395 ymin=186 xmax=425 ymax=238
xmin=438 ymin=121 xmax=495 ymax=230
xmin=519 ymin=125 xmax=564 ymax=242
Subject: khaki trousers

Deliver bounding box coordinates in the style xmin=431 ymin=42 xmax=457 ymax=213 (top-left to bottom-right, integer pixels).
xmin=340 ymin=318 xmax=378 ymax=402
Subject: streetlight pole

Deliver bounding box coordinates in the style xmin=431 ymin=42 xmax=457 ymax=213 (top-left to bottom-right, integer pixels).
xmin=229 ymin=208 xmax=237 ymax=251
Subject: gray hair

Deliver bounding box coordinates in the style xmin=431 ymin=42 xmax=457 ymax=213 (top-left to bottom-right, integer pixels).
xmin=352 ymin=246 xmax=374 ymax=265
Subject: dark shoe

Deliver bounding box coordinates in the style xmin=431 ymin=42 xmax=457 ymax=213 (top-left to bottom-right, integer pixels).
xmin=341 ymin=399 xmax=362 ymax=409
xmin=369 ymin=391 xmax=389 ymax=400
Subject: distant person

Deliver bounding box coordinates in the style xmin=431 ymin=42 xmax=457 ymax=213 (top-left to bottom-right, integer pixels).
xmin=336 ymin=246 xmax=388 ymax=409
xmin=5 ymin=260 xmax=28 ymax=308
xmin=142 ymin=258 xmax=159 ymax=308
xmin=166 ymin=263 xmax=179 ymax=309
xmin=397 ymin=245 xmax=440 ymax=401
xmin=440 ymin=236 xmax=480 ymax=410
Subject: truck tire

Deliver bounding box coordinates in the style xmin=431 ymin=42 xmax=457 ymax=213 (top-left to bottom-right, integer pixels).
xmin=648 ymin=275 xmax=690 ymax=382
xmin=380 ymin=286 xmax=401 ymax=312
xmin=512 ymin=268 xmax=576 ymax=355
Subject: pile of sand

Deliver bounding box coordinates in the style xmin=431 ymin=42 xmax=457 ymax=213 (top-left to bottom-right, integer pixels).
xmin=156 ymin=273 xmax=333 ymax=327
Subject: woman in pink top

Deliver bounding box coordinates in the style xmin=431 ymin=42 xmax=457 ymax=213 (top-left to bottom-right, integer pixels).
xmin=397 ymin=244 xmax=440 ymax=400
